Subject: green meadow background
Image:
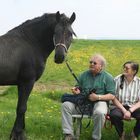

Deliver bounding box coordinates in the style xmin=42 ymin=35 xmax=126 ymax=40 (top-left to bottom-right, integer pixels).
xmin=0 ymin=39 xmax=140 ymax=140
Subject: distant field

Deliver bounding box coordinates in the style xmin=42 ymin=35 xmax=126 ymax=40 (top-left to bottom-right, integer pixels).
xmin=0 ymin=39 xmax=140 ymax=140
xmin=40 ymin=39 xmax=140 ymax=87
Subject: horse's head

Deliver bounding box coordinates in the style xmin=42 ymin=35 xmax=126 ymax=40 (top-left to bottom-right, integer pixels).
xmin=53 ymin=11 xmax=76 ymax=64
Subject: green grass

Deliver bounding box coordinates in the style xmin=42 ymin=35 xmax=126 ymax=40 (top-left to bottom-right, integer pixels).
xmin=0 ymin=39 xmax=140 ymax=140
xmin=40 ymin=39 xmax=140 ymax=85
xmin=0 ymin=87 xmax=138 ymax=140
xmin=0 ymin=87 xmax=63 ymax=140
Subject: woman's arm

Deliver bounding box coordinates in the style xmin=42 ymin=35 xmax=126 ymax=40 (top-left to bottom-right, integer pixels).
xmin=129 ymin=101 xmax=140 ymax=113
xmin=112 ymin=97 xmax=132 ymax=120
xmin=112 ymin=97 xmax=127 ymax=114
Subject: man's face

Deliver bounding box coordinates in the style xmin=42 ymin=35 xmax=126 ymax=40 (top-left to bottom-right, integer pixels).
xmin=89 ymin=57 xmax=102 ymax=74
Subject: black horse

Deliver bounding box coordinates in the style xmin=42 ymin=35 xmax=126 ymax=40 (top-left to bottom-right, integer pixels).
xmin=0 ymin=11 xmax=76 ymax=140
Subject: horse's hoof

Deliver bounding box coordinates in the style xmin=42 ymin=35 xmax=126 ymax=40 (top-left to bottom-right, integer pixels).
xmin=10 ymin=131 xmax=26 ymax=140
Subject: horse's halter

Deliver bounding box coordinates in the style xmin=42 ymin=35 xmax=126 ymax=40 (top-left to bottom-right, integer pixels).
xmin=55 ymin=43 xmax=67 ymax=53
xmin=53 ymin=32 xmax=68 ymax=53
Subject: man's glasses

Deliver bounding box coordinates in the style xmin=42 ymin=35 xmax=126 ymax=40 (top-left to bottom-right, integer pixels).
xmin=89 ymin=61 xmax=97 ymax=65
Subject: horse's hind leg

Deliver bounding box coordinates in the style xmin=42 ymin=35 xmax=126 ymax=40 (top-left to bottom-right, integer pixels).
xmin=10 ymin=80 xmax=35 ymax=140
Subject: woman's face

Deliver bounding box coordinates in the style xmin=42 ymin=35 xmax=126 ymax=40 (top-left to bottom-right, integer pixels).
xmin=123 ymin=63 xmax=136 ymax=76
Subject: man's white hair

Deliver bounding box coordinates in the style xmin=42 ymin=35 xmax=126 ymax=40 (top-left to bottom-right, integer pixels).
xmin=91 ymin=54 xmax=107 ymax=69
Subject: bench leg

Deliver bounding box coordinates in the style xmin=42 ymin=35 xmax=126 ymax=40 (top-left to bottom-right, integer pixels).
xmin=74 ymin=118 xmax=81 ymax=140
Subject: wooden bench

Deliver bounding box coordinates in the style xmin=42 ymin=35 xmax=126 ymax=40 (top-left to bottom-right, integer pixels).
xmin=72 ymin=114 xmax=135 ymax=140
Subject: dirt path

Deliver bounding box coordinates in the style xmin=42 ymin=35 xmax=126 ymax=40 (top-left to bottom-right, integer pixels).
xmin=33 ymin=83 xmax=71 ymax=92
xmin=0 ymin=83 xmax=71 ymax=95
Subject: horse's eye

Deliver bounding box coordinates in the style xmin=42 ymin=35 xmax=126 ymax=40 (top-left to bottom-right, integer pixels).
xmin=66 ymin=31 xmax=72 ymax=37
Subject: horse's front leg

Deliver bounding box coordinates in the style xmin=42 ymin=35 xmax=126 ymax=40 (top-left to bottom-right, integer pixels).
xmin=10 ymin=80 xmax=35 ymax=140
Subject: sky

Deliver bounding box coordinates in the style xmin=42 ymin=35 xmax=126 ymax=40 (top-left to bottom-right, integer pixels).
xmin=0 ymin=0 xmax=140 ymax=40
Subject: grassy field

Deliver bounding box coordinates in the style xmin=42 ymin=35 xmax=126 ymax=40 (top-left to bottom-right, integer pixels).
xmin=0 ymin=39 xmax=140 ymax=140
xmin=40 ymin=39 xmax=140 ymax=85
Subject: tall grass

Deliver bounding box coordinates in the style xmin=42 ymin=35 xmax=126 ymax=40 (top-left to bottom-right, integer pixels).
xmin=0 ymin=39 xmax=140 ymax=140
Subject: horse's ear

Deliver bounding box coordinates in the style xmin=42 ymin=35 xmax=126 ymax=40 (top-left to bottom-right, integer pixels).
xmin=73 ymin=31 xmax=77 ymax=37
xmin=69 ymin=12 xmax=76 ymax=24
xmin=56 ymin=11 xmax=61 ymax=22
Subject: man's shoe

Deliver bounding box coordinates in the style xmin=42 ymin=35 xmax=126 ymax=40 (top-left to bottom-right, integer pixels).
xmin=65 ymin=134 xmax=75 ymax=140
xmin=119 ymin=131 xmax=125 ymax=140
xmin=131 ymin=131 xmax=137 ymax=140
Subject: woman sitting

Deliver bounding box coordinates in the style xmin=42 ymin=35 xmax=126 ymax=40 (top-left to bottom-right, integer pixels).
xmin=110 ymin=61 xmax=140 ymax=140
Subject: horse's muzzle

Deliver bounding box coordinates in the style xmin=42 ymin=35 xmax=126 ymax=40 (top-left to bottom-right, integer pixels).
xmin=54 ymin=54 xmax=65 ymax=64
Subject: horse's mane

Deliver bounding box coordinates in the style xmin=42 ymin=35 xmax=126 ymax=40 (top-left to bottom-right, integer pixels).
xmin=8 ymin=13 xmax=70 ymax=33
xmin=21 ymin=13 xmax=56 ymax=27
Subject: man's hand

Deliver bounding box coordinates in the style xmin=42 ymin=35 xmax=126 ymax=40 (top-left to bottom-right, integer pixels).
xmin=109 ymin=94 xmax=115 ymax=100
xmin=88 ymin=93 xmax=98 ymax=101
xmin=71 ymin=87 xmax=80 ymax=94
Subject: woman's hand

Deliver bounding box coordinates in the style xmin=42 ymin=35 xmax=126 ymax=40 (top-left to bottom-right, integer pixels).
xmin=123 ymin=111 xmax=131 ymax=120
